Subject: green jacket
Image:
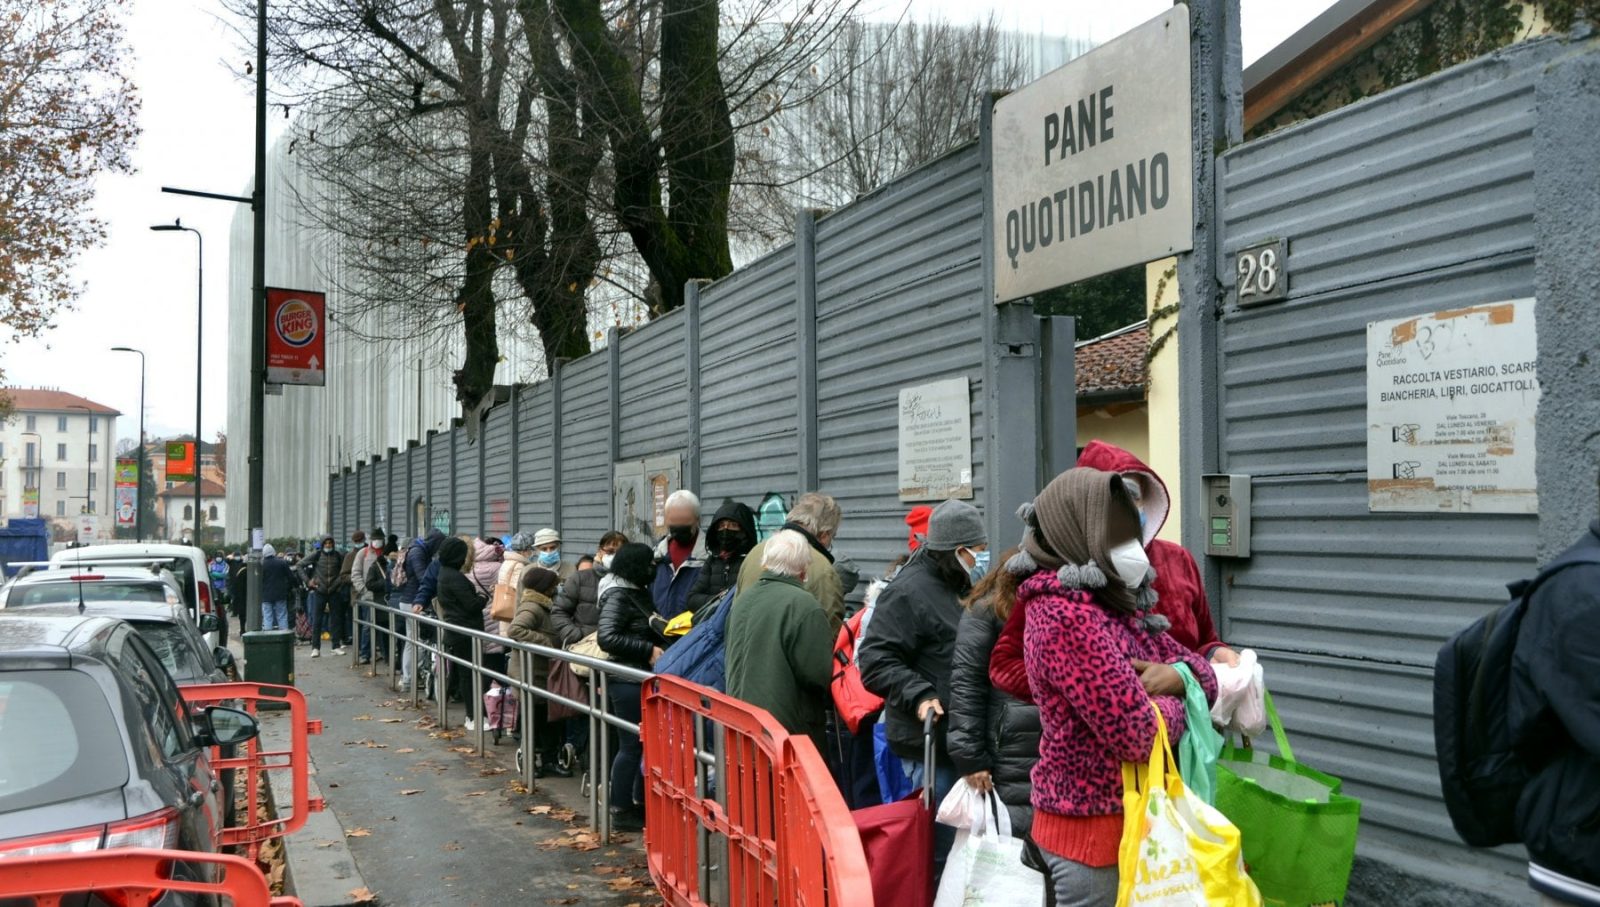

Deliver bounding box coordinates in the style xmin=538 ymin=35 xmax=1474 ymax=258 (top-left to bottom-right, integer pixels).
xmin=736 ymin=539 xmax=843 ymax=633
xmin=724 ymin=573 xmax=835 ymax=740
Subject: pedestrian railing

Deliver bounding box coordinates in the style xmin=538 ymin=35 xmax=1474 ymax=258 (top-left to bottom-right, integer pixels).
xmin=0 ymin=848 xmax=303 ymax=907
xmin=349 ymin=597 xmax=872 ymax=907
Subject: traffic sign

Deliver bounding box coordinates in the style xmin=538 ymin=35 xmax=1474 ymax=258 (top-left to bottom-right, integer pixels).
xmin=265 ymin=287 xmax=327 ymax=386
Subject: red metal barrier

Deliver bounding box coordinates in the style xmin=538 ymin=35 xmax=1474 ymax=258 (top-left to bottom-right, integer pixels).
xmin=0 ymin=847 xmax=302 ymax=906
xmin=778 ymin=736 xmax=874 ymax=907
xmin=179 ymin=682 xmax=325 ymax=857
xmin=641 ymin=675 xmax=873 ymax=907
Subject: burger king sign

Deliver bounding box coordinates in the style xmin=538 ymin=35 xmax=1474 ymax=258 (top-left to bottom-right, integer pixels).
xmin=265 ymin=288 xmax=327 ymax=386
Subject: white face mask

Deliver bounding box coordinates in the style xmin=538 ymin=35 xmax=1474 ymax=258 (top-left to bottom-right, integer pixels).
xmin=1107 ymin=540 xmax=1151 ymax=589
xmin=599 ymin=553 xmax=614 ymax=569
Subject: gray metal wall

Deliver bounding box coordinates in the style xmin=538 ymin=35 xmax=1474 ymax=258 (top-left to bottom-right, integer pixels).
xmin=1210 ymin=37 xmax=1571 ymax=896
xmin=327 ymin=145 xmax=1032 ymax=578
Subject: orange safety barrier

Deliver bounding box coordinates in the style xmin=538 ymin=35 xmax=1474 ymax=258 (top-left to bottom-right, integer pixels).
xmin=641 ymin=675 xmax=873 ymax=907
xmin=0 ymin=847 xmax=303 ymax=906
xmin=179 ymin=682 xmax=325 ymax=858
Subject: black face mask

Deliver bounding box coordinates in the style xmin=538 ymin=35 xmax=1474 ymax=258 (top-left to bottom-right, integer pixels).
xmin=713 ymin=530 xmax=747 ymax=556
xmin=668 ymin=524 xmax=696 ymax=546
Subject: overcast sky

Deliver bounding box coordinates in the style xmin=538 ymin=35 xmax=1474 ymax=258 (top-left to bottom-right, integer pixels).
xmin=4 ymin=0 xmax=1335 ymax=444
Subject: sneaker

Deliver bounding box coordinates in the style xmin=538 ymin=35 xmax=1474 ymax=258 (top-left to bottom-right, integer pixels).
xmin=333 ymin=647 xmax=346 ymax=656
xmin=310 ymin=650 xmax=321 ymax=658
xmin=609 ymin=808 xmax=645 ymax=832
xmin=397 ymin=680 xmax=411 ymax=693
xmin=464 ymin=718 xmax=477 ymax=732
xmin=358 ymin=656 xmax=371 ymax=665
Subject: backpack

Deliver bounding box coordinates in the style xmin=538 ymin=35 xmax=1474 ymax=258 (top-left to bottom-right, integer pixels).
xmin=654 ymin=586 xmax=736 ymax=692
xmin=1434 ymin=549 xmax=1600 ymax=847
xmin=831 ymin=608 xmax=884 ymax=735
xmin=389 ymin=544 xmax=412 ymax=589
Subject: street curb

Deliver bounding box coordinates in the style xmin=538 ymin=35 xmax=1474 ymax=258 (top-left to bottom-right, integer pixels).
xmin=260 ymin=710 xmax=369 ymax=907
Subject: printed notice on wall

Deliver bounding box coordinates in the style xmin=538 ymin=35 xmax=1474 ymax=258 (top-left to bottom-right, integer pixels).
xmin=899 ymin=377 xmax=974 ymax=502
xmin=1367 ymin=299 xmax=1539 ymax=514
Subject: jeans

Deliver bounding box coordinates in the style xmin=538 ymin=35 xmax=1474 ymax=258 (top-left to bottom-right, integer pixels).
xmin=307 ymin=591 xmax=332 ymax=649
xmin=1039 ymin=848 xmax=1118 ymax=907
xmin=608 ymin=681 xmax=644 ymax=812
xmin=262 ymin=600 xmax=288 ymax=631
xmin=356 ymin=598 xmax=373 ymax=658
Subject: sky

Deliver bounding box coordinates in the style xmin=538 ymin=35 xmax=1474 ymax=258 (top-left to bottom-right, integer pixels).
xmin=3 ymin=0 xmax=1337 ymax=446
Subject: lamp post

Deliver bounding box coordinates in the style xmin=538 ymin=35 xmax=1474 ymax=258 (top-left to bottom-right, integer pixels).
xmin=151 ymin=219 xmax=204 ymax=550
xmin=110 ymin=347 xmax=146 ymax=541
xmin=20 ymin=431 xmax=41 ymax=519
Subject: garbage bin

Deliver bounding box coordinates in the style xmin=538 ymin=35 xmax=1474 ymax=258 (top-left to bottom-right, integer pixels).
xmin=242 ymin=630 xmax=295 ymax=710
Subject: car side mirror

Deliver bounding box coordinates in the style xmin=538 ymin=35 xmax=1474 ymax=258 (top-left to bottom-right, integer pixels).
xmin=198 ymin=613 xmax=219 ymax=633
xmin=201 ymin=706 xmax=258 ymax=747
xmin=212 ymin=646 xmax=235 ymax=669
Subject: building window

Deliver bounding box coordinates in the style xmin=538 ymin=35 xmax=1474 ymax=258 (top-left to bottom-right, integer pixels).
xmin=55 ymin=500 xmax=65 ymax=516
xmin=55 ymin=472 xmax=66 ymax=489
xmin=88 ymin=444 xmax=97 ymax=461
xmin=25 ymin=415 xmax=35 ymax=431
xmin=56 ymin=416 xmax=66 ymax=432
xmin=86 ymin=500 xmax=94 ymax=514
xmin=88 ymin=472 xmax=96 ymax=491
xmin=89 ymin=416 xmax=99 ymax=432
xmin=24 ymin=442 xmax=35 ymax=467
xmin=208 ymin=505 xmax=218 ymax=521
xmin=56 ymin=443 xmax=66 ymax=461
xmin=183 ymin=504 xmax=193 ymax=520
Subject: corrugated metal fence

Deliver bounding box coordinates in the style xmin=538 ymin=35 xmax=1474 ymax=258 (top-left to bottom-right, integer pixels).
xmin=328 ymin=146 xmax=1010 ymax=577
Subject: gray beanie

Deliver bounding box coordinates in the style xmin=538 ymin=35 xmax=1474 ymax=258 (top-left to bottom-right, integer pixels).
xmin=924 ymin=499 xmax=986 ymax=551
xmin=509 ymin=532 xmax=536 ymax=553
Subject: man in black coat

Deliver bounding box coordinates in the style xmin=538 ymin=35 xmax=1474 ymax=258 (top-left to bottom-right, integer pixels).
xmin=1510 ymin=518 xmax=1600 ymax=884
xmin=434 ymin=537 xmax=482 ymax=710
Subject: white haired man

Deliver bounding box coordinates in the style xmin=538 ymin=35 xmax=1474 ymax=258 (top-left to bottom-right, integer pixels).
xmin=649 ymin=489 xmax=707 ymax=617
xmin=737 ymin=492 xmax=845 ymax=631
xmin=724 ymin=529 xmax=835 ymax=743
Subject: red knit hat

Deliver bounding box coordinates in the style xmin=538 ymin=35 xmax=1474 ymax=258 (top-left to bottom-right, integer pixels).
xmin=905 ymin=506 xmax=933 ymax=551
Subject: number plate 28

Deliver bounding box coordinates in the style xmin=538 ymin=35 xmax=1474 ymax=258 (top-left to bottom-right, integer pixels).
xmin=1232 ymin=240 xmax=1288 ymax=306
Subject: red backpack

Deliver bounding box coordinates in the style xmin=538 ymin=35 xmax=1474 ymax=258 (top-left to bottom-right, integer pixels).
xmin=831 ymin=609 xmax=884 ymax=734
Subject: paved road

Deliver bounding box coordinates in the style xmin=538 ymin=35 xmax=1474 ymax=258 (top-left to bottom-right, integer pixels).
xmin=290 ymin=644 xmax=656 ymax=907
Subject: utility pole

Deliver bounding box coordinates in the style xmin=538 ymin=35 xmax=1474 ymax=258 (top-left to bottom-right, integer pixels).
xmin=247 ymin=0 xmax=268 ymax=633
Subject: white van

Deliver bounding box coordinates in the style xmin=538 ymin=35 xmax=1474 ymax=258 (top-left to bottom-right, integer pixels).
xmin=51 ymin=543 xmax=221 ymax=646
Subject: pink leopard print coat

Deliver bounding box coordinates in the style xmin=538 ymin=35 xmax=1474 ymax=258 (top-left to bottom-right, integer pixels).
xmin=1016 ymin=571 xmax=1217 ymax=818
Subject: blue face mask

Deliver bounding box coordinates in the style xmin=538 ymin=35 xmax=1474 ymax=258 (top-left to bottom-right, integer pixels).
xmin=538 ymin=549 xmax=561 ymax=568
xmin=964 ymin=548 xmax=991 ymax=583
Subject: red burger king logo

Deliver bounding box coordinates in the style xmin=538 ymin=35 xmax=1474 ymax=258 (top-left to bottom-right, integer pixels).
xmin=275 ymin=298 xmax=318 ymax=347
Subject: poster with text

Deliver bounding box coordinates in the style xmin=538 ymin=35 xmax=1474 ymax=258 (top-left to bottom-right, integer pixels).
xmin=166 ymin=441 xmax=196 ymax=483
xmin=898 ymin=377 xmax=974 ymax=502
xmin=266 ymin=288 xmax=327 ymax=386
xmin=1367 ymin=298 xmax=1538 ymax=513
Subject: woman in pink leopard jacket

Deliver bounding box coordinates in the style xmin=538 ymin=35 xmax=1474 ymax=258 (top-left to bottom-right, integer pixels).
xmin=989 ymin=467 xmax=1216 ymax=906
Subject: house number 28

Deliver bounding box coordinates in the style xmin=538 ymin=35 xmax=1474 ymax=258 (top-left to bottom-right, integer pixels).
xmin=1234 ymin=240 xmax=1288 ymax=306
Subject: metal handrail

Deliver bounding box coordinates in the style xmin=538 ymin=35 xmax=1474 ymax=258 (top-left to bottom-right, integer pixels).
xmin=351 ymin=595 xmax=654 ymax=843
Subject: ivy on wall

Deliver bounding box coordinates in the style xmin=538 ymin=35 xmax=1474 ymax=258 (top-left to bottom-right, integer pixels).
xmin=1250 ymin=0 xmax=1599 ymax=139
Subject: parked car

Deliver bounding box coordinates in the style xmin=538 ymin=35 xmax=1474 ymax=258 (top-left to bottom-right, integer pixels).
xmin=0 ymin=567 xmax=184 ymax=610
xmin=50 ymin=545 xmax=220 ymax=646
xmin=0 ymin=614 xmax=257 ymax=893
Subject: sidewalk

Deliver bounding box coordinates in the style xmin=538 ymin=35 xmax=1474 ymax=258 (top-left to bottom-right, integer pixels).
xmin=278 ymin=640 xmax=655 ymax=907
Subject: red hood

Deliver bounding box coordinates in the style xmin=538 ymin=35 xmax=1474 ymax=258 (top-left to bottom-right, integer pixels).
xmin=1076 ymin=440 xmax=1171 ymax=544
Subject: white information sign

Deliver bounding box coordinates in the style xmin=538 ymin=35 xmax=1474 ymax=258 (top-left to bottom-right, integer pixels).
xmin=898 ymin=377 xmax=973 ymax=502
xmin=1367 ymin=298 xmax=1539 ymax=514
xmin=77 ymin=513 xmax=100 ymax=544
xmin=990 ymin=6 xmax=1193 ymax=303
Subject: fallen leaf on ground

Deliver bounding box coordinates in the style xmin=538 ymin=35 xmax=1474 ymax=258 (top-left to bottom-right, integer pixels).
xmin=352 ymin=715 xmax=373 ymax=721
xmin=594 ymin=866 xmax=625 ymax=876
xmin=527 ymin=805 xmax=552 ymax=815
xmin=607 ymin=877 xmax=641 ymax=890
xmin=508 ymin=781 xmax=530 ymax=794
xmin=380 ymin=718 xmax=404 ymax=723
xmin=546 ymin=899 xmax=579 ymax=905
xmin=315 ymin=840 xmax=337 ymax=849
xmin=551 ymin=808 xmax=577 ymax=823
xmin=348 ymin=887 xmax=376 ymax=903
xmin=346 ymin=828 xmax=372 ymax=838
xmin=450 ymin=745 xmax=476 ymax=754
xmin=400 ymin=789 xmax=424 ymax=796
xmin=396 ymin=747 xmax=416 ymax=754
xmin=442 ymin=841 xmax=462 ymax=851
xmin=363 ymin=741 xmax=389 ymax=749
xmin=466 ymin=791 xmax=488 ymax=797
xmin=479 ymin=767 xmax=507 ymax=777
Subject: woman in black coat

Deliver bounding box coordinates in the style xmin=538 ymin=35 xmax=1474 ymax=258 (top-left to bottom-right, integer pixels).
xmin=685 ymin=499 xmax=756 ymax=613
xmin=434 ymin=537 xmax=483 ymax=710
xmin=946 ymin=547 xmax=1041 ymax=835
xmin=596 ymin=541 xmax=668 ymax=830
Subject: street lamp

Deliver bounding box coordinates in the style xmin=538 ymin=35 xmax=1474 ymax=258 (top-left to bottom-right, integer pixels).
xmin=110 ymin=347 xmax=145 ymax=541
xmin=151 ymin=219 xmax=204 ymax=550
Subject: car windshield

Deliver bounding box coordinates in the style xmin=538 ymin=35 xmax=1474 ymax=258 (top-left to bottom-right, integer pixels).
xmin=8 ymin=581 xmax=169 ymax=608
xmin=128 ymin=621 xmax=210 ymax=683
xmin=0 ymin=671 xmax=128 ymax=814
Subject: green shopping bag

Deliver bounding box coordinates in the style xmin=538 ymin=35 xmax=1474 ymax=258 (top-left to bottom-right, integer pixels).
xmin=1214 ymin=690 xmax=1361 ymax=907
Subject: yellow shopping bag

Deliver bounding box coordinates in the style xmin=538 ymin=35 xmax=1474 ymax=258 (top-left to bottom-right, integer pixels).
xmin=1117 ymin=704 xmax=1262 ymax=907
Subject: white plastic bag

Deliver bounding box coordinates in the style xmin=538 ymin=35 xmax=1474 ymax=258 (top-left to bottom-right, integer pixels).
xmin=1210 ymin=648 xmax=1267 ymax=737
xmin=933 ymin=788 xmax=1045 ymax=907
xmin=935 ymin=778 xmax=989 ymax=829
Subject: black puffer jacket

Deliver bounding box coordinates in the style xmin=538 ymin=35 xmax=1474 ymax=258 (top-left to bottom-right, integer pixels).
xmin=947 ymin=601 xmax=1041 ymax=835
xmin=597 ymin=581 xmax=668 ymax=671
xmin=687 ymin=499 xmax=757 ymax=613
xmin=552 ymin=567 xmax=605 ymax=646
xmin=858 ymin=554 xmax=969 ymax=762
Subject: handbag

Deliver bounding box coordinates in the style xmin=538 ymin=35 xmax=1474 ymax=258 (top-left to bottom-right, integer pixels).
xmin=932 ymin=784 xmax=1043 ymax=907
xmin=546 ymin=659 xmax=586 ymax=722
xmin=1214 ymin=690 xmax=1361 ymax=907
xmin=566 ymin=631 xmax=610 ymax=679
xmin=1116 ymin=704 xmax=1262 ymax=907
xmin=490 ymin=581 xmax=518 ymax=623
